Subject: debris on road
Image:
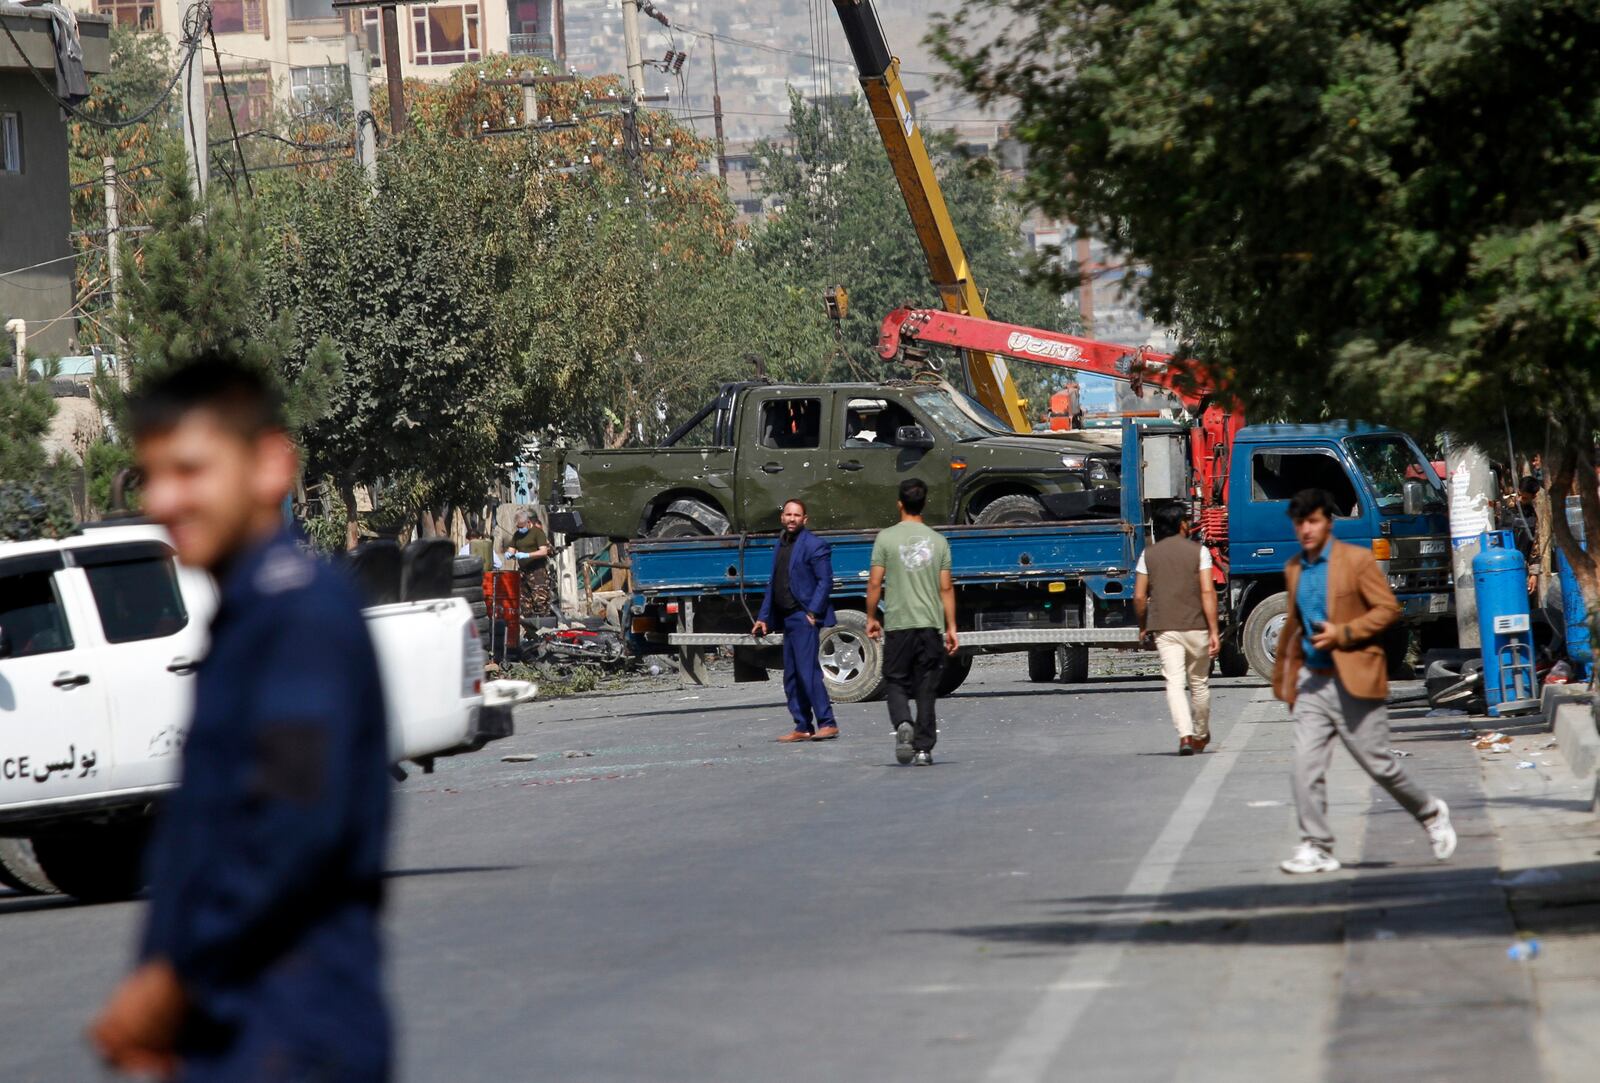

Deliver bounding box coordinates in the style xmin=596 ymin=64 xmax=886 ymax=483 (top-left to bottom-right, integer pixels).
xmin=563 ymin=749 xmax=594 ymax=759
xmin=1389 ymin=748 xmax=1414 ymax=758
xmin=501 ymin=753 xmax=539 ymax=763
xmin=1472 ymin=732 xmax=1513 ymax=751
xmin=1495 ymin=868 xmax=1563 ymax=888
xmin=1507 ymin=939 xmax=1541 ymax=962
xmin=1515 ymin=760 xmax=1537 ymax=769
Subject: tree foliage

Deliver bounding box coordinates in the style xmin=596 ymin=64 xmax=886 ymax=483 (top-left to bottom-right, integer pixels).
xmin=751 ymin=91 xmax=1074 ymax=380
xmin=935 ymin=0 xmax=1600 ymax=598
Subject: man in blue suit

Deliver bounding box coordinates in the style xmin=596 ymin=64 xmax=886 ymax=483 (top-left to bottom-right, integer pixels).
xmin=752 ymin=499 xmax=839 ymax=742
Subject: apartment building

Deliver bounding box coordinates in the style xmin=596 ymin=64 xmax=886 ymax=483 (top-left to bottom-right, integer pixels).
xmin=72 ymin=0 xmax=567 ymax=123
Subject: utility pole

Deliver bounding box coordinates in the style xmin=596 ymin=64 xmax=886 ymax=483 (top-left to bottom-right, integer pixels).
xmin=102 ymin=156 xmax=123 ymax=375
xmin=381 ymin=5 xmax=405 ymax=135
xmin=345 ymin=33 xmax=378 ymax=189
xmin=1446 ymin=440 xmax=1498 ymax=648
xmin=484 ymin=72 xmax=577 ymax=129
xmin=620 ymin=0 xmax=645 ymax=101
xmin=710 ymin=37 xmax=727 ymax=184
xmin=182 ymin=38 xmax=207 ymax=199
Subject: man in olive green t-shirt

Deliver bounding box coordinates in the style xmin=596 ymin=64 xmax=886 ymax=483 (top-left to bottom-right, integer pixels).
xmin=866 ymin=478 xmax=958 ymax=766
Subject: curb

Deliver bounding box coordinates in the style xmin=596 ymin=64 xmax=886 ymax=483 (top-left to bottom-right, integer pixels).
xmin=1551 ymin=700 xmax=1600 ymax=781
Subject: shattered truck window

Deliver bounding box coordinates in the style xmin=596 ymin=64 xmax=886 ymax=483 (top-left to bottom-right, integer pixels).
xmin=1251 ymin=450 xmax=1360 ymax=516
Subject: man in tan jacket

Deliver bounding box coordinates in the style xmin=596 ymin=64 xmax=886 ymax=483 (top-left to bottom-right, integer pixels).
xmin=1273 ymin=489 xmax=1457 ymax=874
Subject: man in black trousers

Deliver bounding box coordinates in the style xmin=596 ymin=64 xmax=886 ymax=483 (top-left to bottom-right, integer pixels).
xmin=866 ymin=479 xmax=959 ymax=765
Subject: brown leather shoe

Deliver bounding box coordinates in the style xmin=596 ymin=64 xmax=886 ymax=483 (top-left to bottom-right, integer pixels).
xmin=811 ymin=725 xmax=840 ymax=741
xmin=777 ymin=729 xmax=815 ymax=743
xmin=1178 ymin=736 xmax=1198 ymax=756
xmin=1194 ymin=734 xmax=1210 ymax=752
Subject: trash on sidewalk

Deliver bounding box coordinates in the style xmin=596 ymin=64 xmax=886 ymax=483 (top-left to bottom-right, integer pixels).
xmin=501 ymin=753 xmax=539 ymax=763
xmin=1472 ymin=731 xmax=1514 ymax=751
xmin=563 ymin=749 xmax=594 ymax=758
xmin=1543 ymin=660 xmax=1574 ymax=685
xmin=1388 ymin=748 xmax=1414 ymax=758
xmin=1515 ymin=760 xmax=1537 ymax=769
xmin=1494 ymin=868 xmax=1563 ymax=888
xmin=1507 ymin=939 xmax=1541 ymax=962
xmin=1426 ymin=708 xmax=1469 ymax=717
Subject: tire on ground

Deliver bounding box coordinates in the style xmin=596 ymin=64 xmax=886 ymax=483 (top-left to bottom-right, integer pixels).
xmin=936 ymin=654 xmax=973 ymax=696
xmin=649 ymin=514 xmax=711 ymax=539
xmin=1057 ymin=644 xmax=1090 ymax=683
xmin=0 ymin=838 xmax=55 ymax=895
xmin=451 ymin=555 xmax=483 ymax=579
xmin=1026 ymin=648 xmax=1057 ymax=682
xmin=470 ymin=600 xmax=487 ymax=619
xmin=1241 ymin=592 xmax=1290 ymax=683
xmin=973 ymin=494 xmax=1047 ymax=526
xmin=816 ymin=610 xmax=885 ymax=703
xmin=452 ymin=585 xmax=485 ymax=604
xmin=29 ymin=818 xmax=151 ymax=904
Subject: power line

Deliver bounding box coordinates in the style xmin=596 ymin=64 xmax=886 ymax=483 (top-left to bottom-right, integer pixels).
xmin=208 ymin=17 xmax=255 ymax=197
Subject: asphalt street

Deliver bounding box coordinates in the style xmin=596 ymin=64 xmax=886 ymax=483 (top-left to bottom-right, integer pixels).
xmin=4 ymin=657 xmax=1598 ymax=1081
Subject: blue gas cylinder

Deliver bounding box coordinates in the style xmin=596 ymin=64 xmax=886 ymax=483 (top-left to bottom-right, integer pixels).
xmin=1473 ymin=531 xmax=1536 ymax=715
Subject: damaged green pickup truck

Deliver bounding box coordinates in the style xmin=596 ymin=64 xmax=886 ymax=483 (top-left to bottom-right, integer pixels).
xmin=554 ymin=381 xmax=1122 ymax=539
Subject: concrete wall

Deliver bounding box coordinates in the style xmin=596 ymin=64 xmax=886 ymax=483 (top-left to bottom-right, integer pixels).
xmin=0 ymin=73 xmax=76 ymax=358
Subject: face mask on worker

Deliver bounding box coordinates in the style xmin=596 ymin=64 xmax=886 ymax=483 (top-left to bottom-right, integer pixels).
xmin=515 ymin=525 xmax=529 ymax=536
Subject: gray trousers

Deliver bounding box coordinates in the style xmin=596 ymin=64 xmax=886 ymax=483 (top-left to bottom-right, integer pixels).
xmin=1292 ymin=668 xmax=1434 ymax=850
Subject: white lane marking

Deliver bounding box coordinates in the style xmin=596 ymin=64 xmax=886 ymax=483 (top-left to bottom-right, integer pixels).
xmin=983 ymin=694 xmax=1273 ymax=1083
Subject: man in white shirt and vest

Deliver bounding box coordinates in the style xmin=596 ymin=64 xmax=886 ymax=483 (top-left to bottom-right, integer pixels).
xmin=1134 ymin=503 xmax=1221 ymax=755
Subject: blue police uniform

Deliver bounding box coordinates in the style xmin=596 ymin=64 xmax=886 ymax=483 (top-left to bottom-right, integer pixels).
xmin=140 ymin=530 xmax=391 ymax=1082
xmin=756 ymin=527 xmax=837 ymax=733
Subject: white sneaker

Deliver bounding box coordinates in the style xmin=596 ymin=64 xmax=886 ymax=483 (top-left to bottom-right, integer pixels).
xmin=1425 ymin=798 xmax=1457 ymax=861
xmin=1280 ymin=843 xmax=1341 ymax=875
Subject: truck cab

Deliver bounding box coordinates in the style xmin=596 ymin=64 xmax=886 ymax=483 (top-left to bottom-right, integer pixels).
xmin=1226 ymin=423 xmax=1453 ymax=677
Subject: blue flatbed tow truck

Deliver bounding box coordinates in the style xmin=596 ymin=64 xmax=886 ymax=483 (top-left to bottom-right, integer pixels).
xmin=617 ymin=419 xmax=1456 ymax=703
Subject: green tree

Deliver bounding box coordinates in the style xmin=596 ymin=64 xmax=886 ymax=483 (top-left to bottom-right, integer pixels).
xmin=936 ymin=0 xmax=1600 ymax=605
xmin=751 ymin=91 xmax=1075 ymax=383
xmin=0 ymin=372 xmax=73 ymax=540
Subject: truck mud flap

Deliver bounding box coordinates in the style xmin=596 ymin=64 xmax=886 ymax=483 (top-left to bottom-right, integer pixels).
xmin=1041 ymin=488 xmax=1122 ymax=520
xmin=472 ymin=704 xmax=515 ymax=746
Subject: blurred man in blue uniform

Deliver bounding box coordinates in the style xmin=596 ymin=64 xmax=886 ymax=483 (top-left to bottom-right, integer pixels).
xmin=751 ymin=499 xmax=838 ymax=742
xmin=91 ymin=356 xmax=392 ymax=1081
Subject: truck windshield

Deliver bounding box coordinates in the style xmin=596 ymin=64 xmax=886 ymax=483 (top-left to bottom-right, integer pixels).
xmin=1346 ymin=434 xmax=1445 ymax=514
xmin=914 ymin=389 xmax=994 ymax=441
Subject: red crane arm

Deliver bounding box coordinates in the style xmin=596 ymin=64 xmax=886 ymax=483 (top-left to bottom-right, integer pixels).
xmin=877 ymin=307 xmax=1217 ymax=409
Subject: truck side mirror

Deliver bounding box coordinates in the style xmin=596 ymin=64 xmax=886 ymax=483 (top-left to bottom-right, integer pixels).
xmin=1402 ymin=478 xmax=1426 ymax=517
xmin=896 ymin=425 xmax=936 ymax=449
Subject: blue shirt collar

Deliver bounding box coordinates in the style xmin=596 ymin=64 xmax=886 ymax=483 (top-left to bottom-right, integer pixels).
xmin=1299 ymin=539 xmax=1333 ymax=568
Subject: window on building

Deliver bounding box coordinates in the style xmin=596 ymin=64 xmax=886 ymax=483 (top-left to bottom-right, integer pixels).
xmin=509 ymin=0 xmax=544 ymax=34
xmin=412 ymin=3 xmax=481 ymax=65
xmin=353 ymin=10 xmax=382 ymax=65
xmin=207 ymin=75 xmax=273 ymax=131
xmin=94 ymin=0 xmax=158 ymax=30
xmin=291 ymin=64 xmax=347 ymax=104
xmin=288 ymin=0 xmax=337 ymax=20
xmin=211 ymin=0 xmax=266 ymax=35
xmin=1 ymin=113 xmax=20 ymax=174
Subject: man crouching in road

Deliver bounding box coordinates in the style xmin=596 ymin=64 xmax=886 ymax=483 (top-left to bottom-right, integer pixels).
xmin=91 ymin=356 xmax=392 ymax=1080
xmin=1274 ymin=488 xmax=1456 ymax=875
xmin=752 ymin=499 xmax=839 ymax=742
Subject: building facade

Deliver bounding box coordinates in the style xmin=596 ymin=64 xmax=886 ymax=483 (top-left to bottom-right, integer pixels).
xmin=1 ymin=6 xmax=111 ymax=358
xmin=68 ymin=0 xmax=566 ymax=124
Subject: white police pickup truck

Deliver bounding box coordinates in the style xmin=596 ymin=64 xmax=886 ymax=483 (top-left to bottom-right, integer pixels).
xmin=0 ymin=523 xmax=529 ymax=902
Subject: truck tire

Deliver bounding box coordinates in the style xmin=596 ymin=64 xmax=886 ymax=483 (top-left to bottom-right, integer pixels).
xmin=649 ymin=514 xmax=711 ymax=539
xmin=1027 ymin=648 xmax=1057 ymax=682
xmin=817 ymin=610 xmax=885 ymax=703
xmin=452 ymin=555 xmax=483 ymax=579
xmin=1242 ymin=592 xmax=1290 ymax=683
xmin=29 ymin=818 xmax=151 ymax=904
xmin=0 ymin=838 xmax=54 ymax=895
xmin=453 ymin=585 xmax=485 ymax=604
xmin=1218 ymin=638 xmax=1251 ymax=678
xmin=1057 ymin=644 xmax=1091 ymax=684
xmin=937 ymin=654 xmax=973 ymax=696
xmin=974 ymin=494 xmax=1047 ymax=525
xmin=470 ymin=601 xmax=487 ymax=619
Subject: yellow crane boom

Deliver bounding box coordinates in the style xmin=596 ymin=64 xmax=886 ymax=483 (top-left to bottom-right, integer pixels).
xmin=831 ymin=0 xmax=1031 ymax=433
